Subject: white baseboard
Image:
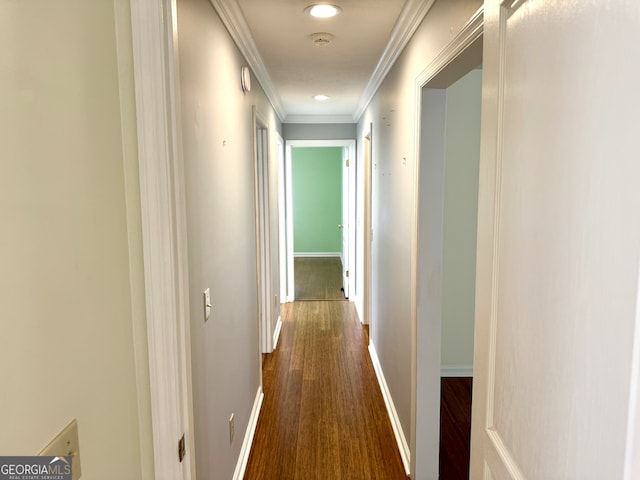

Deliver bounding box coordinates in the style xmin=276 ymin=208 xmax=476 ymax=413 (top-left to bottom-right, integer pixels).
xmin=272 ymin=316 xmax=283 ymax=350
xmin=294 ymin=252 xmax=341 ymax=257
xmin=351 ymin=294 xmax=365 ymax=324
xmin=232 ymin=386 xmax=264 ymax=480
xmin=368 ymin=343 xmax=411 ymax=476
xmin=440 ymin=365 xmax=473 ymax=377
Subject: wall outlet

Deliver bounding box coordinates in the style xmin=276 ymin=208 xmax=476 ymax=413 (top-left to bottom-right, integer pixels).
xmin=229 ymin=413 xmax=235 ymax=443
xmin=39 ymin=419 xmax=81 ymax=480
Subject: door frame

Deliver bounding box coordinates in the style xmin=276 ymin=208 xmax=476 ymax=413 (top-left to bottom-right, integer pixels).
xmin=409 ymin=7 xmax=483 ymax=478
xmin=130 ymin=0 xmax=195 ymax=477
xmin=253 ymin=107 xmax=275 ymax=354
xmin=283 ymin=139 xmax=356 ymax=302
xmin=276 ymin=133 xmax=287 ymax=313
xmin=361 ymin=129 xmax=373 ymax=326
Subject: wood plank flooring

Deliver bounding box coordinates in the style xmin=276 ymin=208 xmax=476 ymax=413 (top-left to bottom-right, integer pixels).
xmin=294 ymin=257 xmax=345 ymax=300
xmin=244 ymin=301 xmax=407 ymax=479
xmin=439 ymin=377 xmax=472 ymax=480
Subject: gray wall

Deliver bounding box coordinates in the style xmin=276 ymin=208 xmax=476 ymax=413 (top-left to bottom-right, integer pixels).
xmin=176 ymin=0 xmax=281 ymax=477
xmin=356 ymin=0 xmax=483 ymax=469
xmin=284 ymin=123 xmax=356 ymax=140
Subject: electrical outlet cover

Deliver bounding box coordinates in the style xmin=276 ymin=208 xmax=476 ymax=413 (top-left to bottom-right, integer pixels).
xmin=39 ymin=419 xmax=81 ymax=480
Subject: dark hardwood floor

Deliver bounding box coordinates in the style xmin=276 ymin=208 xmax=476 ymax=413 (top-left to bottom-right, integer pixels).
xmin=244 ymin=301 xmax=407 ymax=479
xmin=244 ymin=298 xmax=472 ymax=479
xmin=294 ymin=257 xmax=346 ymax=300
xmin=440 ymin=377 xmax=472 ymax=480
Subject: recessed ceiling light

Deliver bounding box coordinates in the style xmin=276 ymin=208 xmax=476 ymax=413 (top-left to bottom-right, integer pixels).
xmin=313 ymin=94 xmax=330 ymax=101
xmin=305 ymin=4 xmax=342 ymax=18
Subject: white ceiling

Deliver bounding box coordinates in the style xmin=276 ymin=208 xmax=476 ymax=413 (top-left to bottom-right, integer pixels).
xmin=210 ymin=0 xmax=434 ymax=123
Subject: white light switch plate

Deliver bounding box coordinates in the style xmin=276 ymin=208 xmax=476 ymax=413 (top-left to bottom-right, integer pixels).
xmin=39 ymin=419 xmax=81 ymax=480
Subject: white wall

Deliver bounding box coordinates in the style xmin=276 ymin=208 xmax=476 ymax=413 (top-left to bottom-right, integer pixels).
xmin=441 ymin=68 xmax=482 ymax=370
xmin=356 ymin=0 xmax=482 ymax=465
xmin=0 ymin=1 xmax=153 ymax=478
xmin=471 ymin=0 xmax=640 ymax=477
xmin=176 ymin=0 xmax=281 ymax=477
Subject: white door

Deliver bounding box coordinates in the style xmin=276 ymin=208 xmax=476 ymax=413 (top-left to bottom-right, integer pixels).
xmin=341 ymin=147 xmax=350 ymax=298
xmin=471 ymin=1 xmax=640 ymax=479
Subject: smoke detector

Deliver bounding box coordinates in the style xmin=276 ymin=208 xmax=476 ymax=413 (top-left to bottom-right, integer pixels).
xmin=310 ymin=32 xmax=334 ymax=46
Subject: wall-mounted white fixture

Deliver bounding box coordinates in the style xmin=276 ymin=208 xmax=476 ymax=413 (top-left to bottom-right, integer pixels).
xmin=304 ymin=4 xmax=342 ymax=18
xmin=241 ymin=66 xmax=251 ymax=93
xmin=203 ymin=288 xmax=212 ymax=321
xmin=39 ymin=419 xmax=81 ymax=480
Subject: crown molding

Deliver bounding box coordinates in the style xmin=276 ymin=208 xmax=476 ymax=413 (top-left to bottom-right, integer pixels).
xmin=352 ymin=0 xmax=437 ymax=122
xmin=208 ymin=0 xmax=287 ymax=121
xmin=209 ymin=0 xmax=437 ymax=125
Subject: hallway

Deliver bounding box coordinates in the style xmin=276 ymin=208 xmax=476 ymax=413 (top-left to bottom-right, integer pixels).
xmin=294 ymin=257 xmax=345 ymax=300
xmin=244 ymin=301 xmax=407 ymax=479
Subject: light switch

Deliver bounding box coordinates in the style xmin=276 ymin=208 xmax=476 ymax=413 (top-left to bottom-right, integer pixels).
xmin=39 ymin=419 xmax=81 ymax=480
xmin=204 ymin=288 xmax=211 ymax=321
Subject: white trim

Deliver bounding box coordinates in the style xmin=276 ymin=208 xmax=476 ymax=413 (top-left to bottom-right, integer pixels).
xmin=360 ymin=129 xmax=373 ymax=326
xmin=272 ymin=316 xmax=283 ymax=350
xmin=353 ymin=0 xmax=437 ymax=122
xmin=284 ymin=143 xmax=295 ymax=302
xmin=232 ymin=387 xmax=264 ymax=480
xmin=208 ymin=0 xmax=286 ymax=120
xmin=624 ymin=259 xmax=640 ymax=480
xmin=253 ymin=107 xmax=274 ymax=354
xmin=368 ymin=343 xmax=411 ymax=476
xmin=414 ymin=8 xmax=484 ymax=88
xmin=409 ymin=7 xmax=484 ymax=479
xmin=277 ymin=133 xmax=288 ymax=305
xmin=484 ymin=429 xmax=526 ymax=480
xmin=285 ymin=139 xmax=357 ymax=303
xmin=440 ymin=365 xmax=474 ymax=377
xmin=130 ymin=0 xmax=194 ymax=478
xmin=294 ymin=252 xmax=341 ymax=258
xmin=206 ymin=0 xmax=437 ymax=124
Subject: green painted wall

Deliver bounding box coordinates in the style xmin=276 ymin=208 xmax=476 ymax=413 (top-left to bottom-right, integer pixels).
xmin=292 ymin=147 xmax=342 ymax=253
xmin=441 ymin=68 xmax=482 ymax=368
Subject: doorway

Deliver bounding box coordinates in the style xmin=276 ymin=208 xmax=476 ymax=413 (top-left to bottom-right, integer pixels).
xmin=412 ymin=26 xmax=483 ymax=479
xmin=282 ymin=140 xmax=356 ymax=302
xmin=253 ymin=107 xmax=278 ymax=354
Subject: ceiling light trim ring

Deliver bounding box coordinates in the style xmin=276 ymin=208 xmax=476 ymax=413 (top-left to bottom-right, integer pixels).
xmin=304 ymin=4 xmax=343 ymax=18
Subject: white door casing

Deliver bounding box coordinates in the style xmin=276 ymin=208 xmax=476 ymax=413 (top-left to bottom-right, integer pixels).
xmin=341 ymin=143 xmax=356 ymax=299
xmin=130 ymin=0 xmax=195 ymax=477
xmin=277 ymin=133 xmax=288 ymax=306
xmin=358 ymin=130 xmax=373 ymax=326
xmin=471 ymin=1 xmax=640 ymax=479
xmin=341 ymin=147 xmax=350 ymax=298
xmin=253 ymin=107 xmax=273 ymax=354
xmin=284 ymin=142 xmax=295 ymax=302
xmin=283 ymin=139 xmax=356 ymax=301
xmin=409 ymin=8 xmax=483 ymax=479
